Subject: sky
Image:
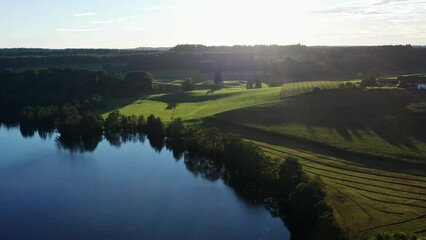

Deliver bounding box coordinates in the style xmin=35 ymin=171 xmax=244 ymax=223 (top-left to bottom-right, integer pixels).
xmin=0 ymin=0 xmax=425 ymax=48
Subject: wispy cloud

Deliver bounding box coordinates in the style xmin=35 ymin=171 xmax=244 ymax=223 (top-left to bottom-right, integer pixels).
xmin=74 ymin=12 xmax=97 ymax=17
xmin=313 ymin=0 xmax=424 ymax=15
xmin=141 ymin=5 xmax=169 ymax=11
xmin=89 ymin=17 xmax=128 ymax=25
xmin=372 ymin=0 xmax=408 ymax=6
xmin=312 ymin=6 xmax=388 ymax=15
xmin=311 ymin=0 xmax=416 ymax=15
xmin=56 ymin=26 xmax=102 ymax=32
xmin=312 ymin=6 xmax=364 ymax=14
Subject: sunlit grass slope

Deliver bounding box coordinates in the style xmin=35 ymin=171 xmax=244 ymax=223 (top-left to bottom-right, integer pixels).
xmin=105 ymin=87 xmax=281 ymax=122
xmin=215 ymin=88 xmax=426 ymax=162
xmin=280 ymin=80 xmax=360 ymax=98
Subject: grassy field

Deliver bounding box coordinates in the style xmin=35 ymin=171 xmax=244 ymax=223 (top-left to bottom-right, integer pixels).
xmin=104 ymin=86 xmax=281 ymax=122
xmin=280 ymin=80 xmax=360 ymax=99
xmin=106 ymin=78 xmax=426 ymax=238
xmin=202 ymin=118 xmax=426 ymax=239
xmin=257 ymin=141 xmax=426 ymax=239
xmin=215 ymin=88 xmax=426 ymax=163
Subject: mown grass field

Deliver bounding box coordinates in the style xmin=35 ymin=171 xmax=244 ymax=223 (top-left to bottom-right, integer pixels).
xmin=202 ymin=118 xmax=426 ymax=239
xmin=104 ymin=86 xmax=281 ymax=122
xmin=280 ymin=80 xmax=360 ymax=99
xmin=215 ymin=88 xmax=426 ymax=163
xmin=257 ymin=141 xmax=426 ymax=239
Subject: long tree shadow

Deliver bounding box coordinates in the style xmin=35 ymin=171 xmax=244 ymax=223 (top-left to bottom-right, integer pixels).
xmin=102 ymin=95 xmax=146 ymax=113
xmin=215 ymin=89 xmax=426 ymax=157
xmin=149 ymin=91 xmax=236 ymax=110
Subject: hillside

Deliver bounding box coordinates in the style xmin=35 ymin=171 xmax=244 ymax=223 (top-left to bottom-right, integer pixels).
xmin=214 ymin=88 xmax=426 ymax=163
xmin=104 ymin=86 xmax=281 ymax=122
xmin=104 ymin=82 xmax=426 ymax=238
xmin=206 ymin=87 xmax=426 ymax=238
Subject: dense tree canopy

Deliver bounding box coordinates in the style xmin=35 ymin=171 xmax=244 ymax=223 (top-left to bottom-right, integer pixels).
xmin=2 ymin=45 xmax=425 ymax=79
xmin=0 ymin=68 xmax=154 ymax=122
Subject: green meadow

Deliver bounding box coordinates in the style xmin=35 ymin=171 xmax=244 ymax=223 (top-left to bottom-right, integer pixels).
xmin=215 ymin=88 xmax=426 ymax=163
xmin=104 ymin=86 xmax=281 ymax=121
xmin=280 ymin=80 xmax=360 ymax=98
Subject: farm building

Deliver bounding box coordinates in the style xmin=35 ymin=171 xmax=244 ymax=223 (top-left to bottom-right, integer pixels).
xmin=397 ymin=76 xmax=426 ymax=89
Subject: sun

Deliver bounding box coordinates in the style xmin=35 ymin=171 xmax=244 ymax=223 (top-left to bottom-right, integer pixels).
xmin=173 ymin=0 xmax=318 ymax=45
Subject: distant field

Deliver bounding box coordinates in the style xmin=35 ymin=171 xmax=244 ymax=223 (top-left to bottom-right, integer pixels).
xmin=280 ymin=80 xmax=360 ymax=99
xmin=104 ymin=87 xmax=281 ymax=122
xmin=215 ymin=88 xmax=426 ymax=163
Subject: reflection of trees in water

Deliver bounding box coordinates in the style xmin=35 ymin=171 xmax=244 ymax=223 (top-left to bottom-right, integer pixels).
xmin=183 ymin=154 xmax=227 ymax=181
xmin=19 ymin=123 xmax=55 ymax=139
xmin=14 ymin=125 xmax=250 ymax=196
xmin=10 ymin=124 xmax=283 ymax=232
xmin=56 ymin=134 xmax=102 ymax=153
xmin=13 ymin=125 xmax=254 ymax=202
xmin=105 ymin=132 xmax=145 ymax=148
xmin=147 ymin=134 xmax=164 ymax=152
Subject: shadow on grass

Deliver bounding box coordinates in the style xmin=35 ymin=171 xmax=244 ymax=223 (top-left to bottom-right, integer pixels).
xmin=203 ymin=117 xmax=426 ymax=175
xmin=216 ymin=89 xmax=426 ymax=166
xmin=214 ymin=89 xmax=426 ymax=156
xmin=102 ymin=95 xmax=145 ymax=113
xmin=149 ymin=91 xmax=236 ymax=110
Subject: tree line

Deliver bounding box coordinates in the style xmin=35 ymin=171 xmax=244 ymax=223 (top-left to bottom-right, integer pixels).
xmin=0 ymin=68 xmax=153 ymax=123
xmin=14 ymin=106 xmax=345 ymax=239
xmin=13 ymin=108 xmax=419 ymax=240
xmin=2 ymin=45 xmax=426 ymax=78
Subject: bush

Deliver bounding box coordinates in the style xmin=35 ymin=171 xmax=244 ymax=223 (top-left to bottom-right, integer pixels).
xmin=123 ymin=71 xmax=154 ymax=94
xmin=313 ymin=87 xmax=322 ymax=92
xmin=80 ymin=111 xmax=104 ymax=136
xmin=104 ymin=110 xmax=122 ymax=133
xmin=181 ymin=78 xmax=194 ymax=91
xmin=345 ymin=82 xmax=354 ymax=89
xmin=278 ymin=157 xmax=308 ymax=201
xmin=146 ymin=114 xmax=165 ymax=138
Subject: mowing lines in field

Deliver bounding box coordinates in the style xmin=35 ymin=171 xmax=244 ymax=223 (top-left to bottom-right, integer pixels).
xmin=254 ymin=141 xmax=426 ymax=237
xmin=280 ymin=81 xmax=341 ymax=99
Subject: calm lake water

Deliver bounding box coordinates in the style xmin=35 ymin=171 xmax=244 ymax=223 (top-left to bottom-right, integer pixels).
xmin=0 ymin=126 xmax=290 ymax=240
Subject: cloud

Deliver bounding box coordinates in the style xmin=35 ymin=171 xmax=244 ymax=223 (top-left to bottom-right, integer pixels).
xmin=312 ymin=6 xmax=387 ymax=15
xmin=74 ymin=12 xmax=97 ymax=17
xmin=56 ymin=26 xmax=102 ymax=32
xmin=141 ymin=6 xmax=168 ymax=11
xmin=89 ymin=17 xmax=128 ymax=25
xmin=312 ymin=6 xmax=364 ymax=14
xmin=311 ymin=0 xmax=424 ymax=15
xmin=372 ymin=0 xmax=408 ymax=6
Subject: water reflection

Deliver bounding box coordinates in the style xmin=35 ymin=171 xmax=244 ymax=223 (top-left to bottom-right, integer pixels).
xmin=0 ymin=125 xmax=290 ymax=240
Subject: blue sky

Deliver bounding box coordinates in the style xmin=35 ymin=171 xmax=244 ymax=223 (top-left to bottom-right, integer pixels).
xmin=0 ymin=0 xmax=425 ymax=48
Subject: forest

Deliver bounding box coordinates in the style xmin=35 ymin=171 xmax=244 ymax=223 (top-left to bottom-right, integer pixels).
xmin=0 ymin=68 xmax=153 ymax=122
xmin=1 ymin=45 xmax=426 ymax=79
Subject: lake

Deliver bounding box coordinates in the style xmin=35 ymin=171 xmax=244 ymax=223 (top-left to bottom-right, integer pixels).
xmin=0 ymin=126 xmax=290 ymax=240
